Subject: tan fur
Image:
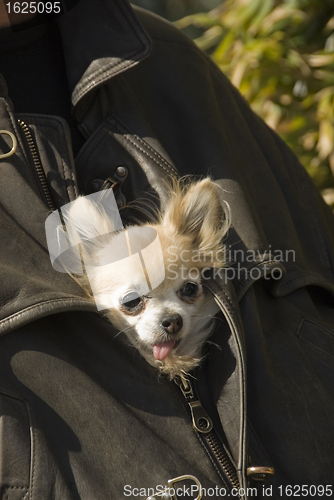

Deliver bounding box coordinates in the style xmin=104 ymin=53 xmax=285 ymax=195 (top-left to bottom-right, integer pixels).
xmin=64 ymin=178 xmax=229 ymax=379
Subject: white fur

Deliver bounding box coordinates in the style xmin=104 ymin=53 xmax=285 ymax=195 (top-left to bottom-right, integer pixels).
xmin=64 ymin=178 xmax=228 ymax=379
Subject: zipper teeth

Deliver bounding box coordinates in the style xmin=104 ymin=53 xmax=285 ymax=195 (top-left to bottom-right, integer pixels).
xmin=205 ymin=430 xmax=240 ymax=490
xmin=18 ymin=119 xmax=56 ymax=211
xmin=177 ymin=377 xmax=241 ymax=495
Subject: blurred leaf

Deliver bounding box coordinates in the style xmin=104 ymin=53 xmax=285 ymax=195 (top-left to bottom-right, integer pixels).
xmin=307 ymin=53 xmax=334 ymax=67
xmin=317 ymin=119 xmax=334 ymax=159
xmin=194 ymin=25 xmax=224 ymax=50
xmin=175 ymin=12 xmax=218 ymax=29
xmin=249 ymin=0 xmax=275 ymax=33
xmin=176 ymin=0 xmax=334 ymax=191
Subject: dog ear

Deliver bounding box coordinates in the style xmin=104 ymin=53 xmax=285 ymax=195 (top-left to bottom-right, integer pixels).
xmin=164 ymin=178 xmax=229 ymax=256
xmin=62 ymin=196 xmax=117 ymax=269
xmin=64 ymin=197 xmax=114 ymax=243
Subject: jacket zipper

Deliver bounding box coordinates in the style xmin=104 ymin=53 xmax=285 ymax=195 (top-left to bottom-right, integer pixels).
xmin=17 ymin=119 xmax=56 ymax=211
xmin=175 ymin=375 xmax=241 ymax=495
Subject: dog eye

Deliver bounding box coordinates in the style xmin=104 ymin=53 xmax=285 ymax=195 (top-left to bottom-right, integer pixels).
xmin=120 ymin=292 xmax=143 ymax=312
xmin=179 ymin=282 xmax=199 ymax=302
xmin=182 ymin=282 xmax=198 ymax=296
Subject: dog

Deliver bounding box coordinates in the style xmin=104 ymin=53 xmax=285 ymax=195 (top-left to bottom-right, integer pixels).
xmin=63 ymin=178 xmax=229 ymax=379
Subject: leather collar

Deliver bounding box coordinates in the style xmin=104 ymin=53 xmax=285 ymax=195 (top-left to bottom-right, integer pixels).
xmin=57 ymin=0 xmax=153 ymax=111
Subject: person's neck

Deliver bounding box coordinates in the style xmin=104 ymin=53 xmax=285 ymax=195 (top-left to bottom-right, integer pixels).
xmin=0 ymin=0 xmax=37 ymax=29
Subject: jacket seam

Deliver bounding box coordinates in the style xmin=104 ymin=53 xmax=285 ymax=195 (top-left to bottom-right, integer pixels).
xmin=110 ymin=115 xmax=178 ymax=176
xmin=58 ymin=130 xmax=74 ymax=203
xmin=297 ymin=318 xmax=334 ymax=360
xmin=273 ymin=270 xmax=334 ymax=296
xmin=73 ymin=1 xmax=153 ymax=104
xmin=123 ymin=134 xmax=173 ymax=175
xmin=0 ymin=395 xmax=32 ymax=497
xmin=71 ymin=169 xmax=79 ymax=198
xmin=0 ymin=297 xmax=94 ymax=330
xmin=116 ymin=0 xmax=153 ymax=49
xmin=3 ymin=100 xmax=30 ymax=165
xmin=149 ymin=35 xmax=205 ymax=49
xmin=233 ymin=260 xmax=285 ymax=298
xmin=75 ymin=127 xmax=110 ymax=173
xmin=204 ymin=279 xmax=247 ymax=481
xmin=73 ymin=57 xmax=145 ymax=104
xmin=15 ymin=114 xmax=79 ymax=204
xmin=4 ymin=487 xmax=29 ymax=500
xmin=247 ymin=419 xmax=283 ymax=486
xmin=197 ymin=434 xmax=230 ymax=489
xmin=26 ymin=401 xmax=36 ymax=500
xmin=32 ymin=121 xmax=72 ymax=204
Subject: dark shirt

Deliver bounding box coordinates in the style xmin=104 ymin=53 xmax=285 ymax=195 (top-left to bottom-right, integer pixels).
xmin=0 ymin=19 xmax=85 ymax=155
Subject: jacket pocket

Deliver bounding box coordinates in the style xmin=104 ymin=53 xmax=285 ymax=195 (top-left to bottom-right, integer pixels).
xmin=0 ymin=394 xmax=31 ymax=500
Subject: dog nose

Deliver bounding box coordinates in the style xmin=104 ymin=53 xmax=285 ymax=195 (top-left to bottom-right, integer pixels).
xmin=161 ymin=314 xmax=183 ymax=335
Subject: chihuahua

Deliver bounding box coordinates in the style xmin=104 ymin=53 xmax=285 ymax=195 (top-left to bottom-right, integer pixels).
xmin=64 ymin=178 xmax=228 ymax=379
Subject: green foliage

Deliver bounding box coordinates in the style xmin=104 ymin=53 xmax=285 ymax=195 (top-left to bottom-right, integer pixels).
xmin=176 ymin=0 xmax=334 ymax=200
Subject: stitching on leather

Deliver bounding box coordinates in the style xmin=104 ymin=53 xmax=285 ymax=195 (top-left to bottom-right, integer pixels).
xmin=4 ymin=486 xmax=28 ymax=489
xmin=73 ymin=45 xmax=151 ymax=104
xmin=71 ymin=170 xmax=78 ymax=198
xmin=73 ymin=58 xmax=138 ymax=103
xmin=129 ymin=134 xmax=173 ymax=170
xmin=124 ymin=129 xmax=172 ymax=169
xmin=73 ymin=0 xmax=152 ymax=103
xmin=3 ymin=486 xmax=29 ymax=500
xmin=22 ymin=398 xmax=35 ymax=500
xmin=110 ymin=118 xmax=177 ymax=176
xmin=205 ymin=280 xmax=233 ymax=312
xmin=111 ymin=115 xmax=177 ymax=174
xmin=0 ymin=297 xmax=94 ymax=329
xmin=29 ymin=407 xmax=36 ymax=500
xmin=123 ymin=135 xmax=171 ymax=175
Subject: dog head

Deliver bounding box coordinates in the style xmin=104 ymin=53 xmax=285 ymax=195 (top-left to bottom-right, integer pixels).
xmin=64 ymin=178 xmax=228 ymax=378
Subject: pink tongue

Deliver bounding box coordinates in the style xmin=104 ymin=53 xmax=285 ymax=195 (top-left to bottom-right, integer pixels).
xmin=153 ymin=340 xmax=176 ymax=361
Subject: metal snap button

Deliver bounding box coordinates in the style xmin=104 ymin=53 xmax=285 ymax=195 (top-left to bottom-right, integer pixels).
xmin=89 ymin=179 xmax=104 ymax=193
xmin=116 ymin=166 xmax=127 ymax=177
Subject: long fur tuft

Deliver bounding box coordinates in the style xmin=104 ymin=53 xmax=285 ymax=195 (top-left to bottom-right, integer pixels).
xmin=62 ymin=177 xmax=229 ymax=379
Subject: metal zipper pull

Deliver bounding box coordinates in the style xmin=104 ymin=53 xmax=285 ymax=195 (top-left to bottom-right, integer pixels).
xmin=175 ymin=375 xmax=241 ymax=492
xmin=188 ymin=401 xmax=213 ymax=433
xmin=176 ymin=376 xmax=213 ymax=433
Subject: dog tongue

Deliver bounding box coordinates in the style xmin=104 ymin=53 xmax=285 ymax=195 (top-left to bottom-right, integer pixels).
xmin=153 ymin=340 xmax=176 ymax=361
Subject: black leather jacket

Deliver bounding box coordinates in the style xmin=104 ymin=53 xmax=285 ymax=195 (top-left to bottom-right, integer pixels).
xmin=1 ymin=1 xmax=334 ymax=499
